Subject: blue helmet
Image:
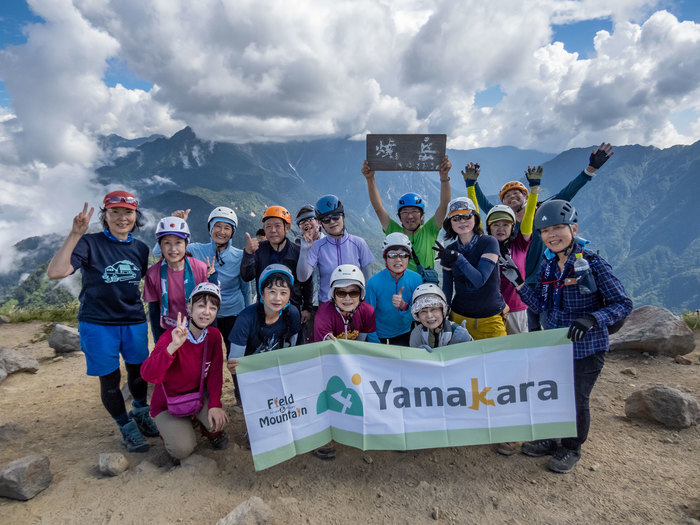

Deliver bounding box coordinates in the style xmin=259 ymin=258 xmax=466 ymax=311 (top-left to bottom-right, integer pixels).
xmin=258 ymin=263 xmax=295 ymax=303
xmin=315 ymin=194 xmax=344 ymax=220
xmin=397 ymin=192 xmax=425 ymax=214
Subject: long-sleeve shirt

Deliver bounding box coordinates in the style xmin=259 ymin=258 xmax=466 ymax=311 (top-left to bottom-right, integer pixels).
xmin=472 ymin=171 xmax=594 ymax=283
xmin=365 ymin=268 xmax=422 ymax=339
xmin=240 ymin=237 xmax=313 ymax=312
xmin=141 ymin=327 xmax=224 ymax=418
xmin=297 ymin=231 xmax=374 ymax=302
xmin=517 ymin=249 xmax=632 ymax=359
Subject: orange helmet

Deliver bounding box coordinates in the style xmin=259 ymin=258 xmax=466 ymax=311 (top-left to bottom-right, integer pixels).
xmin=499 ymin=181 xmax=528 ymax=203
xmin=262 ymin=206 xmax=291 ymax=225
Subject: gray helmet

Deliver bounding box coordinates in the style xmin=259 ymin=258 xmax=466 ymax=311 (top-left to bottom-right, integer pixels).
xmin=534 ymin=200 xmax=577 ymax=230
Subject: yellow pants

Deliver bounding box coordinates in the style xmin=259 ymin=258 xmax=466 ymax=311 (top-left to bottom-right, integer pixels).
xmin=450 ymin=311 xmax=507 ymax=340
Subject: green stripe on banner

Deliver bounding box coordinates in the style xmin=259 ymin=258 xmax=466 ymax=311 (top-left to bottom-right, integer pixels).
xmin=237 ymin=328 xmax=570 ymax=374
xmin=252 ymin=421 xmax=577 ymax=471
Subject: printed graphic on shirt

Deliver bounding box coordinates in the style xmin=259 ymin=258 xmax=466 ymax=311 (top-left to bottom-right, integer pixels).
xmin=102 ymin=259 xmax=141 ymax=285
xmin=316 ymin=375 xmax=364 ymax=416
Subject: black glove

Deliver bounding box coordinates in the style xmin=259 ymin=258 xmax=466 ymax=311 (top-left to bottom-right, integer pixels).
xmin=567 ymin=316 xmax=596 ymax=342
xmin=525 ymin=166 xmax=543 ymax=188
xmin=432 ymin=241 xmax=459 ymax=267
xmin=589 ymin=148 xmax=611 ymax=169
xmin=460 ymin=163 xmax=480 ymax=187
xmin=499 ymin=255 xmax=524 ymax=286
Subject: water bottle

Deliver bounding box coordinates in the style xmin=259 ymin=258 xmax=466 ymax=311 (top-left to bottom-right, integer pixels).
xmin=573 ymin=253 xmax=597 ymax=295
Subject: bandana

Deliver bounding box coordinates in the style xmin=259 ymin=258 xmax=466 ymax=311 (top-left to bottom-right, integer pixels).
xmin=103 ymin=229 xmax=133 ymax=243
xmin=411 ymin=294 xmax=448 ymax=319
xmin=186 ymin=320 xmax=208 ymax=344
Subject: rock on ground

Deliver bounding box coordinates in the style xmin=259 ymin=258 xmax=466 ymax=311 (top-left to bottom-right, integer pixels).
xmin=0 ymin=347 xmax=39 ymax=383
xmin=217 ymin=496 xmax=273 ymax=525
xmin=98 ymin=453 xmax=129 ymax=476
xmin=181 ymin=454 xmax=218 ymax=476
xmin=0 ymin=455 xmax=53 ymax=501
xmin=625 ymin=385 xmax=700 ymax=429
xmin=610 ymin=306 xmax=695 ymax=356
xmin=48 ymin=324 xmax=81 ymax=354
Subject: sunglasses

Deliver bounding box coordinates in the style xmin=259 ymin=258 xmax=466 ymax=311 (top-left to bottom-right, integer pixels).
xmin=105 ymin=195 xmax=138 ymax=206
xmin=386 ymin=252 xmax=410 ymax=259
xmin=297 ymin=217 xmax=315 ymax=226
xmin=321 ymin=213 xmax=343 ymax=224
xmin=450 ymin=213 xmax=474 ymax=222
xmin=334 ymin=290 xmax=361 ymax=298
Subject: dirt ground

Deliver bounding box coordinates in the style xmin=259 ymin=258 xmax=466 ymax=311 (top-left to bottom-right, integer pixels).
xmin=0 ymin=321 xmax=698 ymax=525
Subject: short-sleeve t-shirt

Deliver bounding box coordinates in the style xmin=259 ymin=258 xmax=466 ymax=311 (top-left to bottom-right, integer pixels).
xmin=143 ymin=257 xmax=209 ymax=328
xmin=70 ymin=232 xmax=149 ymax=325
xmin=228 ymin=303 xmax=302 ymax=359
xmin=385 ymin=217 xmax=440 ymax=271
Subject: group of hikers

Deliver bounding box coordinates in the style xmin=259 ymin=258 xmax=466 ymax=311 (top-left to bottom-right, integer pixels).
xmin=46 ymin=141 xmax=632 ymax=474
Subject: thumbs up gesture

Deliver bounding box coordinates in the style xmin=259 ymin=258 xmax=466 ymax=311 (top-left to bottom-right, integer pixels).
xmin=392 ymin=286 xmax=406 ymax=309
xmin=244 ymin=232 xmax=259 ymax=254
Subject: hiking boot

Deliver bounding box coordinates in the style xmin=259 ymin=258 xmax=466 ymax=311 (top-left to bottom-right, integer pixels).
xmin=548 ymin=446 xmax=580 ymax=473
xmin=494 ymin=441 xmax=521 ymax=456
xmin=312 ymin=446 xmax=336 ymax=460
xmin=119 ymin=419 xmax=149 ymax=453
xmin=129 ymin=406 xmax=160 ymax=437
xmin=521 ymin=439 xmax=558 ymax=457
xmin=208 ymin=431 xmax=229 ymax=451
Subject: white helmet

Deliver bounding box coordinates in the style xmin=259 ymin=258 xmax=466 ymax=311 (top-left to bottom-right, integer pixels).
xmin=446 ymin=197 xmax=476 ymax=219
xmin=486 ymin=204 xmax=516 ymax=226
xmin=208 ymin=206 xmax=238 ymax=232
xmin=410 ymin=283 xmax=448 ymax=321
xmin=188 ymin=282 xmax=221 ymax=303
xmin=382 ymin=232 xmax=412 ymax=257
xmin=330 ymin=264 xmax=366 ymax=300
xmin=156 ymin=216 xmax=190 ymax=242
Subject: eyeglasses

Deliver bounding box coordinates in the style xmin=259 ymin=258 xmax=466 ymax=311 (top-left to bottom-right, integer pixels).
xmin=321 ymin=213 xmax=343 ymax=224
xmin=450 ymin=213 xmax=474 ymax=222
xmin=297 ymin=217 xmax=314 ymax=226
xmin=386 ymin=252 xmax=410 ymax=259
xmin=105 ymin=196 xmax=138 ymax=206
xmin=399 ymin=209 xmax=421 ymax=217
xmin=334 ymin=290 xmax=361 ymax=298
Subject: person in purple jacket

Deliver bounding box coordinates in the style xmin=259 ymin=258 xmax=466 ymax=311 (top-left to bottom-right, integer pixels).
xmin=297 ymin=194 xmax=374 ymax=303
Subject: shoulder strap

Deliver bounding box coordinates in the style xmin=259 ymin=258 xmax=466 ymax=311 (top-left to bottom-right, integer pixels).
xmin=411 ymin=247 xmax=424 ymax=270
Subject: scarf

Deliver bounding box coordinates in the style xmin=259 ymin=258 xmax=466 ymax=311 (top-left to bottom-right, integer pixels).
xmin=160 ymin=257 xmax=195 ymax=318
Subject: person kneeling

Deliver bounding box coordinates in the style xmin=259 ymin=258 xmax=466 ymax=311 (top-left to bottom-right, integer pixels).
xmin=409 ymin=283 xmax=472 ymax=350
xmin=141 ymin=283 xmax=229 ymax=461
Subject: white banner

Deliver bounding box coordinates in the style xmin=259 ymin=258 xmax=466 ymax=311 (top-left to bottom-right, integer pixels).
xmin=237 ymin=329 xmax=575 ymax=470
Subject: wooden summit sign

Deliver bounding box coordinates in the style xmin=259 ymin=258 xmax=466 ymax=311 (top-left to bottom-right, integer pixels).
xmin=366 ymin=134 xmax=446 ymax=171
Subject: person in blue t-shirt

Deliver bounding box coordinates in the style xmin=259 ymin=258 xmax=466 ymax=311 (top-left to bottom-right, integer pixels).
xmin=47 ymin=191 xmax=159 ymax=454
xmin=365 ymin=232 xmax=422 ymax=346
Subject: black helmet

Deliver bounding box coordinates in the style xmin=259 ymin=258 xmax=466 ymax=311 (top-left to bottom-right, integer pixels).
xmin=534 ymin=200 xmax=577 ymax=230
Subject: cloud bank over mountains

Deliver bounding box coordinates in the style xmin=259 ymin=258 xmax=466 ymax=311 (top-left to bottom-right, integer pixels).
xmin=0 ymin=0 xmax=698 ymax=254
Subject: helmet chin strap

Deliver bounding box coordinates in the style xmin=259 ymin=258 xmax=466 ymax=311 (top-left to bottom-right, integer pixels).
xmin=552 ymin=226 xmax=577 ymax=256
xmin=189 ymin=316 xmax=205 ymax=331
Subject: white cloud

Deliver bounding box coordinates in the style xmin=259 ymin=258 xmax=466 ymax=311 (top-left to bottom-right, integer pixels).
xmin=0 ymin=0 xmax=698 ymax=254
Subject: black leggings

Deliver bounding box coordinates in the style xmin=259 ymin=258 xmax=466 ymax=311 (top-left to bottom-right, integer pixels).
xmin=99 ymin=363 xmax=148 ymax=419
